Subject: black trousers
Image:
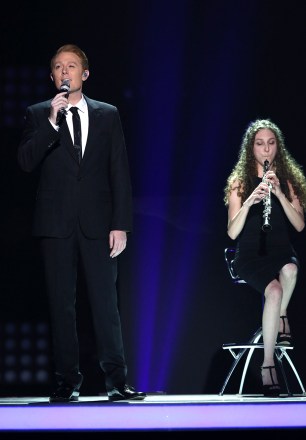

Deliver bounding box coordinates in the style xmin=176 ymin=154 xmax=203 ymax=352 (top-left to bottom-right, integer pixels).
xmin=40 ymin=223 xmax=127 ymax=391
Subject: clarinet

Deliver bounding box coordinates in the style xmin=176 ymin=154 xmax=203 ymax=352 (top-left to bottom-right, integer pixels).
xmin=262 ymin=160 xmax=272 ymax=231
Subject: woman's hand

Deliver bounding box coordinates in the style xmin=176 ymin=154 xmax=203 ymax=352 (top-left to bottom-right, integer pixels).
xmin=263 ymin=170 xmax=282 ymax=197
xmin=243 ymin=181 xmax=270 ymax=207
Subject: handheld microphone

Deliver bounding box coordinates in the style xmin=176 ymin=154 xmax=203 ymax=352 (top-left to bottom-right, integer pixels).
xmin=60 ymin=78 xmax=70 ymax=97
xmin=56 ymin=79 xmax=70 ymax=125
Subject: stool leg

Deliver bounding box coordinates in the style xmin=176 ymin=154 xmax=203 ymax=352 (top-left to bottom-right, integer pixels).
xmin=275 ymin=350 xmax=292 ymax=396
xmin=280 ymin=349 xmax=306 ymax=394
xmin=219 ymin=347 xmax=248 ymax=395
xmin=219 ymin=327 xmax=263 ymax=396
xmin=239 ymin=331 xmax=263 ymax=394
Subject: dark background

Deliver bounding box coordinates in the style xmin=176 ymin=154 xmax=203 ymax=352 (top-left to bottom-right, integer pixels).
xmin=0 ymin=0 xmax=306 ymax=397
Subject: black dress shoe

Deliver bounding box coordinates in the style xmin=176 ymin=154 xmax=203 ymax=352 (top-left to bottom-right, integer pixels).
xmin=49 ymin=385 xmax=80 ymax=403
xmin=108 ymin=384 xmax=146 ymax=401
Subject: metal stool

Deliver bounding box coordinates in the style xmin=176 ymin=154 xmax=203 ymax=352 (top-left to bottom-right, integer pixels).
xmin=219 ymin=247 xmax=305 ymax=396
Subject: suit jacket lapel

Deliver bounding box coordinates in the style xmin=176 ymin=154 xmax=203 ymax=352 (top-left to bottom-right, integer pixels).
xmin=81 ymin=101 xmax=103 ymax=163
xmin=44 ymin=103 xmax=80 ymax=165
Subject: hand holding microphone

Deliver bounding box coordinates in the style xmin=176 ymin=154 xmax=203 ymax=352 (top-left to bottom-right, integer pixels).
xmin=56 ymin=79 xmax=70 ymax=125
xmin=49 ymin=79 xmax=70 ymax=126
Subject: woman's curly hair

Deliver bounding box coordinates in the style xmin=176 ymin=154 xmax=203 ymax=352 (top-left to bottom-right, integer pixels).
xmin=224 ymin=119 xmax=306 ymax=210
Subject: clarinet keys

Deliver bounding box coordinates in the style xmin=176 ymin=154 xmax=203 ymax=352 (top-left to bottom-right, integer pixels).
xmin=262 ymin=160 xmax=272 ymax=231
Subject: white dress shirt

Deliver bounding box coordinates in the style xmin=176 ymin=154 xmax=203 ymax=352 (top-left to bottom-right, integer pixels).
xmin=66 ymin=96 xmax=88 ymax=158
xmin=49 ymin=95 xmax=89 ymax=158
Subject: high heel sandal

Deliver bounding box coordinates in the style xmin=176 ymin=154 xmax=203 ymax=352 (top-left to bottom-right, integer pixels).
xmin=261 ymin=366 xmax=281 ymax=397
xmin=277 ymin=315 xmax=292 ymax=345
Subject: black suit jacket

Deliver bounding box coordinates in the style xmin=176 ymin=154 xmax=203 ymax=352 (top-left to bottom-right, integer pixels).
xmin=17 ymin=96 xmax=133 ymax=238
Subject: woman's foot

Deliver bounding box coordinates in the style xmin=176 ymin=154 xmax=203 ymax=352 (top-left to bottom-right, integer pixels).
xmin=277 ymin=315 xmax=292 ymax=345
xmin=261 ymin=365 xmax=281 ymax=397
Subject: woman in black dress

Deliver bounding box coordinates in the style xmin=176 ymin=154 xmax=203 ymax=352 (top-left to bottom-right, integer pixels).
xmin=224 ymin=119 xmax=306 ymax=396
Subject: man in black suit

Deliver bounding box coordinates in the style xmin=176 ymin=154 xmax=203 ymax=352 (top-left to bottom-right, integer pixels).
xmin=17 ymin=44 xmax=146 ymax=402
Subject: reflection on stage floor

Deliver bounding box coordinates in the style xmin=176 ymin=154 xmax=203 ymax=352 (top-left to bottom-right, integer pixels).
xmin=0 ymin=392 xmax=306 ymax=435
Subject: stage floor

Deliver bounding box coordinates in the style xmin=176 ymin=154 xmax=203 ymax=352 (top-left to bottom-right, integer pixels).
xmin=0 ymin=393 xmax=306 ymax=435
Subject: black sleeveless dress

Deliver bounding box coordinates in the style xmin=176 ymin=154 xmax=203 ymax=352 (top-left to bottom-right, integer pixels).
xmin=233 ymin=178 xmax=299 ymax=294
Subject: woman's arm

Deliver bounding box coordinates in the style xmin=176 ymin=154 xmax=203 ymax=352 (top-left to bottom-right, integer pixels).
xmin=264 ymin=171 xmax=305 ymax=232
xmin=227 ymin=179 xmax=269 ymax=240
xmin=277 ymin=181 xmax=305 ymax=232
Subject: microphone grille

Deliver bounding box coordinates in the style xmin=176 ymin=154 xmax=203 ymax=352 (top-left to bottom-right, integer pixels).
xmin=60 ymin=79 xmax=70 ymax=93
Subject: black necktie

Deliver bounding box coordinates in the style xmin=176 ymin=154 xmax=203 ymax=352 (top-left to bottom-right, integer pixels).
xmin=69 ymin=107 xmax=82 ymax=164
